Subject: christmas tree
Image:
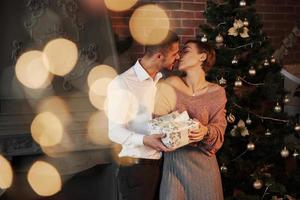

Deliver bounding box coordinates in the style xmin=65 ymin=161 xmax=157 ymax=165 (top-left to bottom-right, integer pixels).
xmin=198 ymin=0 xmax=300 ymax=199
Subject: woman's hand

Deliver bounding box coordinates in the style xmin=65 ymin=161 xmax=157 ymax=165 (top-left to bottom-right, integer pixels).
xmin=188 ymin=119 xmax=208 ymax=143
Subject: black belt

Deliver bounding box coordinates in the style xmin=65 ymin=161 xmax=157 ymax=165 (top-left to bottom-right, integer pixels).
xmin=119 ymin=157 xmax=162 ymax=166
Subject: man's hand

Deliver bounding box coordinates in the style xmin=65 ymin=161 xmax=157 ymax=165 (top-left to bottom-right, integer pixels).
xmin=143 ymin=134 xmax=174 ymax=152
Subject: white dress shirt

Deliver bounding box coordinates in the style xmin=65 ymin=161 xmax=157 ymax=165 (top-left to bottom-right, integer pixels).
xmin=107 ymin=60 xmax=162 ymax=159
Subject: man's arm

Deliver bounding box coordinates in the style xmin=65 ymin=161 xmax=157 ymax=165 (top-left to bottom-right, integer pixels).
xmin=107 ymin=77 xmax=172 ymax=152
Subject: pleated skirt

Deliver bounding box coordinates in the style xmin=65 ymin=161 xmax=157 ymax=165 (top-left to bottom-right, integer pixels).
xmin=160 ymin=146 xmax=224 ymax=200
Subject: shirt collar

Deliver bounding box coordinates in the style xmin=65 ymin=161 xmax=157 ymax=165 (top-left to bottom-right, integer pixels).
xmin=133 ymin=60 xmax=162 ymax=83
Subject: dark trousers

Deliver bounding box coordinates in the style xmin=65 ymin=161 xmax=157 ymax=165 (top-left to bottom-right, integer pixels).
xmin=117 ymin=161 xmax=162 ymax=200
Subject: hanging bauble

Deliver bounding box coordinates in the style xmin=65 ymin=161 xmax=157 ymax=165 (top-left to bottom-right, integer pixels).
xmin=227 ymin=113 xmax=236 ymax=124
xmin=265 ymin=129 xmax=272 ymax=136
xmin=270 ymin=56 xmax=276 ymax=64
xmin=220 ymin=163 xmax=228 ymax=173
xmin=231 ymin=56 xmax=238 ymax=65
xmin=218 ymin=77 xmax=227 ymax=86
xmin=230 ymin=125 xmax=238 ymax=137
xmin=253 ymin=179 xmax=263 ymax=189
xmin=243 ymin=18 xmax=249 ymax=27
xmin=263 ymin=59 xmax=270 ymax=67
xmin=246 ymin=115 xmax=252 ymax=125
xmin=273 ymin=102 xmax=282 ymax=113
xmin=283 ymin=95 xmax=290 ymax=104
xmin=280 ymin=146 xmax=289 ymax=158
xmin=294 ymin=123 xmax=300 ymax=132
xmin=293 ymin=150 xmax=299 ymax=158
xmin=215 ymin=34 xmax=224 ymax=43
xmin=201 ymin=34 xmax=208 ymax=42
xmin=239 ymin=0 xmax=247 ymax=7
xmin=234 ymin=77 xmax=243 ymax=87
xmin=248 ymin=66 xmax=256 ymax=76
xmin=247 ymin=142 xmax=255 ymax=151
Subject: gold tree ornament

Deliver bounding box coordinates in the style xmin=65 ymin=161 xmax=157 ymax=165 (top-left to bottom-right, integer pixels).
xmin=280 ymin=146 xmax=289 ymax=158
xmin=218 ymin=77 xmax=227 ymax=86
xmin=253 ymin=179 xmax=263 ymax=189
xmin=294 ymin=123 xmax=300 ymax=131
xmin=243 ymin=18 xmax=249 ymax=27
xmin=228 ymin=19 xmax=249 ymax=38
xmin=265 ymin=129 xmax=272 ymax=136
xmin=273 ymin=102 xmax=282 ymax=113
xmin=247 ymin=142 xmax=255 ymax=151
xmin=227 ymin=113 xmax=236 ymax=124
xmin=270 ymin=56 xmax=276 ymax=63
xmin=234 ymin=77 xmax=243 ymax=87
xmin=263 ymin=59 xmax=270 ymax=67
xmin=245 ymin=115 xmax=252 ymax=125
xmin=239 ymin=0 xmax=247 ymax=7
xmin=248 ymin=66 xmax=256 ymax=76
xmin=231 ymin=56 xmax=238 ymax=64
xmin=215 ymin=34 xmax=224 ymax=43
xmin=283 ymin=95 xmax=290 ymax=104
xmin=220 ymin=163 xmax=228 ymax=173
xmin=292 ymin=150 xmax=299 ymax=158
xmin=201 ymin=34 xmax=208 ymax=42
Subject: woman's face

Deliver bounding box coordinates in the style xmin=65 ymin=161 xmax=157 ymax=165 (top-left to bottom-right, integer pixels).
xmin=178 ymin=42 xmax=206 ymax=71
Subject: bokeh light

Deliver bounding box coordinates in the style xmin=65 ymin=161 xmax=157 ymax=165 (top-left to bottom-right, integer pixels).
xmin=38 ymin=96 xmax=71 ymax=126
xmin=104 ymin=89 xmax=139 ymax=124
xmin=87 ymin=65 xmax=117 ymax=88
xmin=43 ymin=38 xmax=78 ymax=76
xmin=0 ymin=155 xmax=13 ymax=189
xmin=154 ymin=82 xmax=177 ymax=116
xmin=87 ymin=112 xmax=111 ymax=145
xmin=90 ymin=78 xmax=112 ymax=96
xmin=129 ymin=5 xmax=170 ymax=45
xmin=104 ymin=0 xmax=137 ymax=12
xmin=27 ymin=161 xmax=62 ymax=196
xmin=89 ymin=85 xmax=107 ymax=110
xmin=31 ymin=112 xmax=64 ymax=147
xmin=15 ymin=50 xmax=53 ymax=89
xmin=87 ymin=65 xmax=117 ymax=110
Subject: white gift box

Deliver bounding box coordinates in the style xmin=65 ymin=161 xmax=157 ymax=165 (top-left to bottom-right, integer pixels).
xmin=149 ymin=111 xmax=200 ymax=149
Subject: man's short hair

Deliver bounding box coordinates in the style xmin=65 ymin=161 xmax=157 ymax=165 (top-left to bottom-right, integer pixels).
xmin=145 ymin=30 xmax=179 ymax=55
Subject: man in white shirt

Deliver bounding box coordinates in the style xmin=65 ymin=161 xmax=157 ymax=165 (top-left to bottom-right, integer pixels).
xmin=107 ymin=31 xmax=180 ymax=200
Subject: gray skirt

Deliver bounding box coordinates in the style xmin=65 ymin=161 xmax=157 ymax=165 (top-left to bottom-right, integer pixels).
xmin=159 ymin=146 xmax=224 ymax=200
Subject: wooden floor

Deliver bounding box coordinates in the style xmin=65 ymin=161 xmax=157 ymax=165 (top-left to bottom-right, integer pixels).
xmin=1 ymin=164 xmax=118 ymax=200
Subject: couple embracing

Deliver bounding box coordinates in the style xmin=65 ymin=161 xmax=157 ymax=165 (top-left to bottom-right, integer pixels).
xmin=107 ymin=31 xmax=227 ymax=200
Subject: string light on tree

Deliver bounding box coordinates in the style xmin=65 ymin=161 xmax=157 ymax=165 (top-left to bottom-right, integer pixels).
xmin=239 ymin=0 xmax=247 ymax=7
xmin=201 ymin=34 xmax=208 ymax=42
xmin=265 ymin=129 xmax=272 ymax=136
xmin=247 ymin=141 xmax=255 ymax=151
xmin=273 ymin=102 xmax=282 ymax=113
xmin=253 ymin=179 xmax=263 ymax=189
xmin=227 ymin=113 xmax=236 ymax=124
xmin=243 ymin=18 xmax=249 ymax=27
xmin=234 ymin=77 xmax=243 ymax=87
xmin=219 ymin=77 xmax=227 ymax=86
xmin=231 ymin=56 xmax=238 ymax=65
xmin=280 ymin=146 xmax=289 ymax=158
xmin=248 ymin=66 xmax=256 ymax=76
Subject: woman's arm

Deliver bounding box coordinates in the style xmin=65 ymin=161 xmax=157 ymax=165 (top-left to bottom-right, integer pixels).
xmin=199 ymin=88 xmax=227 ymax=155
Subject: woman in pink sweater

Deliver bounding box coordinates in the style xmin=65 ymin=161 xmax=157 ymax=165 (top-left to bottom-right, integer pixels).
xmin=159 ymin=40 xmax=227 ymax=200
